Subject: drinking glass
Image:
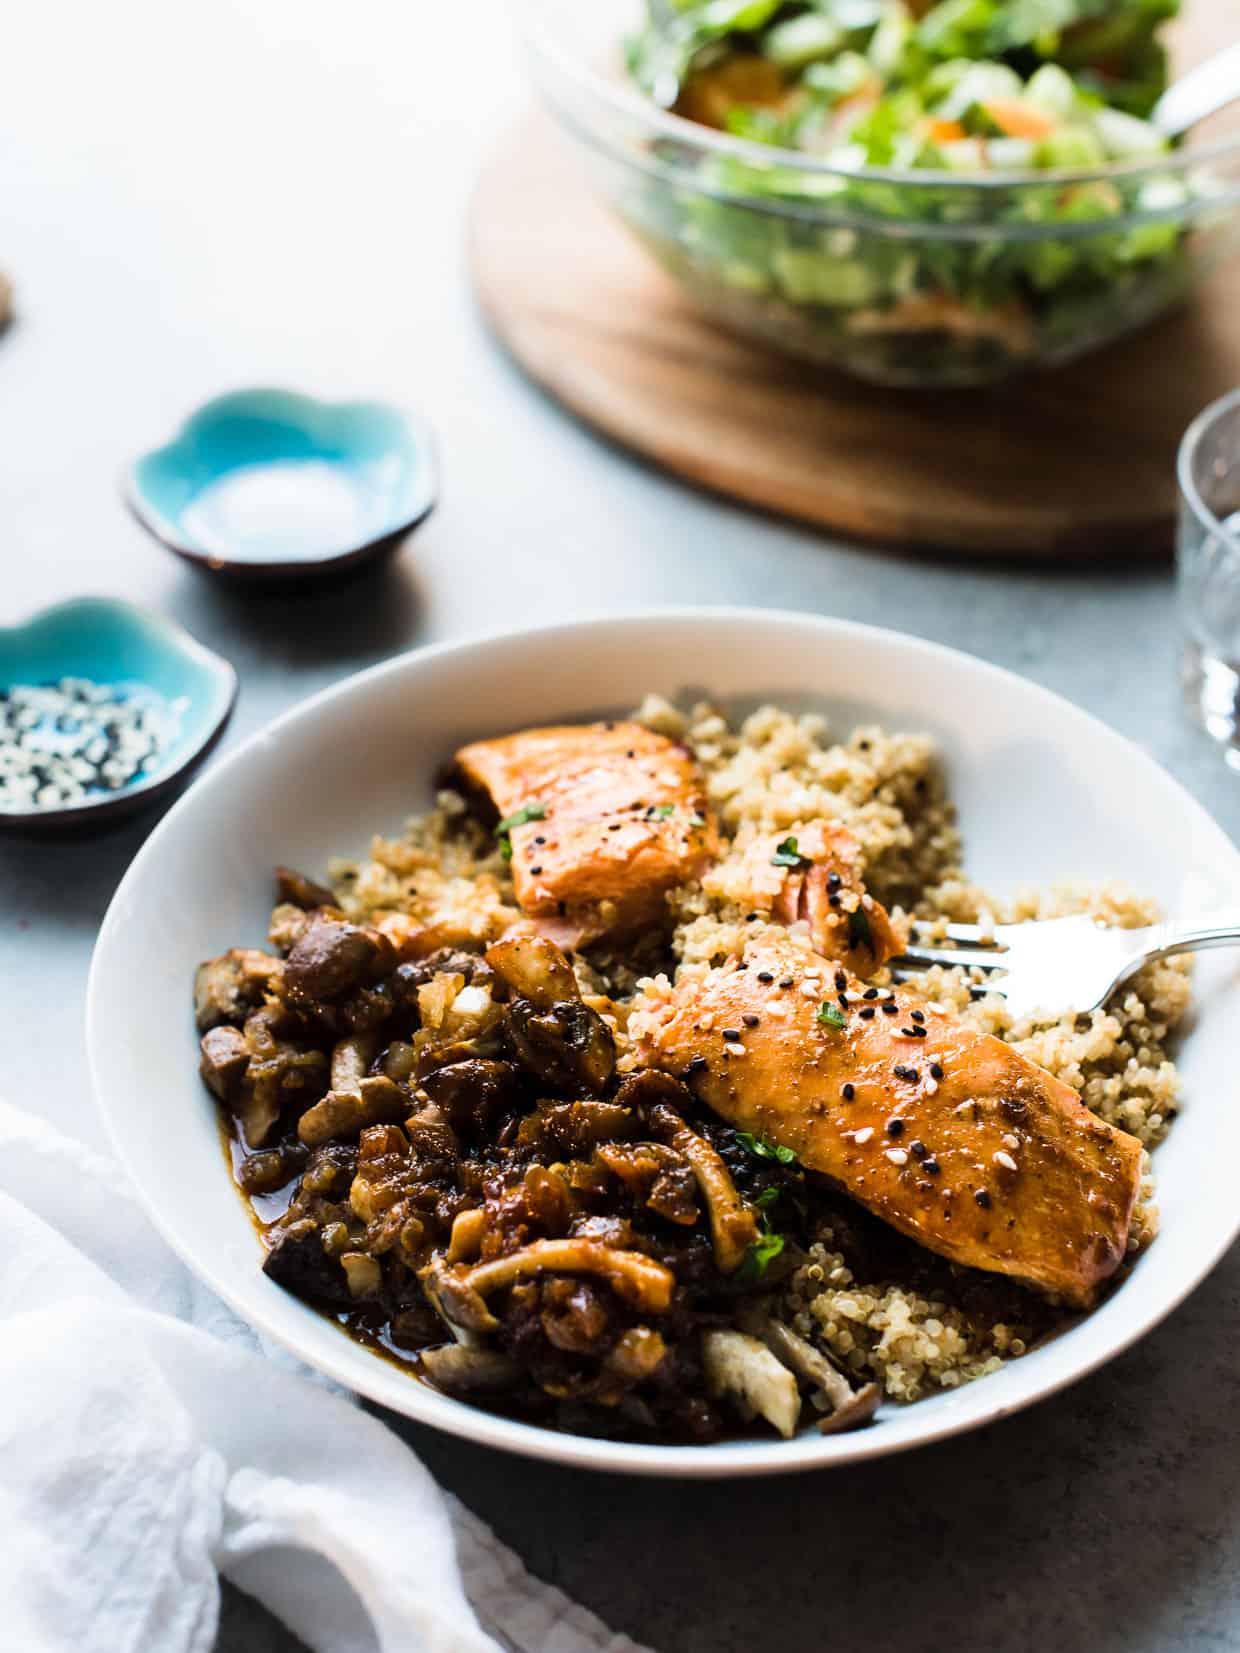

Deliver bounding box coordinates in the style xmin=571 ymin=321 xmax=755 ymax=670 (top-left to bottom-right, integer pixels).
xmin=1178 ymin=389 xmax=1240 ymax=759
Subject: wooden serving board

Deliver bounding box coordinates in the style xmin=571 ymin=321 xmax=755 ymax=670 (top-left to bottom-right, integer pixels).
xmin=470 ymin=110 xmax=1239 ymax=558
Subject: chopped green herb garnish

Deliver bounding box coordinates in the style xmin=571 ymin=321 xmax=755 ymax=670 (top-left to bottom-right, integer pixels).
xmin=737 ymin=1226 xmax=785 ymax=1284
xmin=848 ymin=906 xmax=874 ymax=950
xmin=817 ymin=1000 xmax=847 ymax=1029
xmin=737 ymin=1131 xmax=798 ymax=1166
xmin=754 ymin=1185 xmax=781 ymax=1211
xmin=771 ymin=834 xmax=809 ymax=868
xmin=494 ymin=802 xmax=546 ymax=862
xmin=653 ymin=803 xmax=675 ymax=818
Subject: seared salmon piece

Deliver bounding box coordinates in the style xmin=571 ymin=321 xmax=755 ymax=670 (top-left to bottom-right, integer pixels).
xmin=706 ymin=820 xmax=901 ymax=974
xmin=637 ymin=936 xmax=1143 ymax=1307
xmin=455 ymin=721 xmax=721 ymax=950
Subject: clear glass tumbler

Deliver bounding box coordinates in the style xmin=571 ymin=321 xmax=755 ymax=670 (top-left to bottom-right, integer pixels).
xmin=1178 ymin=389 xmax=1240 ymax=760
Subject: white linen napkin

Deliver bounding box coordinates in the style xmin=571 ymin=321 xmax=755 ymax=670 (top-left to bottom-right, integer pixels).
xmin=0 ymin=1099 xmax=650 ymax=1653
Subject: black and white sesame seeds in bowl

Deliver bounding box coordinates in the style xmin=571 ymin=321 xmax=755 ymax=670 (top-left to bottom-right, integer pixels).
xmin=88 ymin=610 xmax=1240 ymax=1476
xmin=0 ymin=598 xmax=236 ymax=834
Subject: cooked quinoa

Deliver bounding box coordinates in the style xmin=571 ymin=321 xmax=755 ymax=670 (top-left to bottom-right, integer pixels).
xmin=329 ymin=697 xmax=1189 ymax=1408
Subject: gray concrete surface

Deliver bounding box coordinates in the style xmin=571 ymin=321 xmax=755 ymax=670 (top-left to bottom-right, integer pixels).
xmin=3 ymin=3 xmax=1238 ymax=1649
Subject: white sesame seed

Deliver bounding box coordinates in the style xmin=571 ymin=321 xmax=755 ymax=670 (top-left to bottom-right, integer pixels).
xmin=800 ymin=983 xmax=820 ymax=999
xmin=699 ymin=1014 xmax=714 ymax=1031
xmin=852 ymin=1126 xmax=874 ymax=1144
xmin=726 ymin=1045 xmax=747 ymax=1058
xmin=1002 ymin=1133 xmax=1020 ymax=1150
xmin=954 ymin=1101 xmax=974 ymax=1116
xmin=924 ymin=1078 xmax=939 ymax=1096
xmin=994 ymin=1151 xmax=1018 ymax=1172
xmin=765 ymin=1001 xmax=788 ymax=1019
xmin=885 ymin=1148 xmax=908 ymax=1166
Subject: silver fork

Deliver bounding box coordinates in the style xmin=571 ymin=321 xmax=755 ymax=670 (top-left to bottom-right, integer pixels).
xmin=891 ymin=913 xmax=1240 ymax=1023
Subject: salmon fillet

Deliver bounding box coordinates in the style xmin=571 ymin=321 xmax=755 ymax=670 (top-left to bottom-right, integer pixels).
xmin=706 ymin=821 xmax=901 ymax=975
xmin=455 ymin=721 xmax=720 ymax=950
xmin=636 ymin=934 xmax=1143 ymax=1306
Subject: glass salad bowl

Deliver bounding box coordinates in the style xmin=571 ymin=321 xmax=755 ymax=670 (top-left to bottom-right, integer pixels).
xmin=515 ymin=0 xmax=1240 ymax=387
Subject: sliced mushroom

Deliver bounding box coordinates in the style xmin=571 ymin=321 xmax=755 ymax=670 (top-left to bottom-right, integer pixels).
xmin=199 ymin=1024 xmax=287 ymax=1149
xmin=621 ymin=1074 xmax=758 ymax=1273
xmin=486 ymin=933 xmax=580 ymax=1009
xmin=275 ymin=864 xmax=337 ymax=910
xmin=761 ymin=1319 xmax=881 ymax=1435
xmin=423 ymin=1258 xmax=501 ymax=1334
xmin=461 ymin=1238 xmax=675 ymax=1315
xmin=262 ymin=1218 xmax=353 ymax=1309
xmin=419 ymin=1344 xmax=521 ymax=1394
xmin=283 ymin=917 xmax=394 ymax=1007
xmin=516 ymin=1100 xmax=635 ymax=1155
xmin=330 ymin=1032 xmax=379 ymax=1094
xmin=422 ymin=1058 xmax=524 ymax=1138
xmin=194 ymin=948 xmax=283 ymax=1031
xmin=504 ymin=998 xmax=615 ymax=1094
xmin=446 ymin=1207 xmax=488 ymax=1264
xmin=297 ymin=1075 xmax=410 ymax=1146
xmin=701 ymin=1328 xmax=801 ymax=1440
xmin=199 ymin=1025 xmax=250 ymax=1103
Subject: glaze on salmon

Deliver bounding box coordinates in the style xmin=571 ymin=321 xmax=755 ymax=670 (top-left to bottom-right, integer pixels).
xmin=456 ymin=721 xmax=720 ymax=949
xmin=637 ymin=934 xmax=1143 ymax=1307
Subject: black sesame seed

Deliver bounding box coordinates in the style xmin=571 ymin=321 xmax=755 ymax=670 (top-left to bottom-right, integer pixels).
xmin=780 ymin=978 xmax=794 ymax=990
xmin=975 ymin=1189 xmax=992 ymax=1209
xmin=534 ymin=834 xmax=546 ymax=844
xmin=886 ymin=1118 xmax=904 ymax=1138
xmin=557 ymin=900 xmax=567 ymax=916
xmin=743 ymin=1014 xmax=759 ymax=1028
xmin=859 ymin=1006 xmax=876 ymax=1020
xmin=721 ymin=1028 xmax=741 ymax=1041
xmin=909 ymin=1139 xmax=927 ymax=1159
xmin=842 ymin=1083 xmax=855 ymax=1100
xmin=827 ymin=871 xmax=842 ymax=892
xmin=626 ymin=749 xmax=635 ymax=759
xmin=607 ymin=822 xmax=622 ymax=831
xmin=747 ymin=911 xmax=761 ymax=922
xmin=834 ymin=970 xmax=847 ymax=992
xmin=924 ymin=1159 xmax=941 ymax=1175
xmin=828 ymin=892 xmax=841 ymax=908
xmin=910 ymin=1009 xmax=925 ymax=1024
xmin=882 ymin=1002 xmax=899 ymax=1016
xmin=529 ymin=865 xmax=543 ymax=875
xmin=930 ymin=1063 xmax=944 ymax=1080
xmin=757 ymin=971 xmax=774 ymax=984
xmin=687 ymin=1056 xmax=707 ymax=1075
xmin=863 ymin=988 xmax=879 ymax=1000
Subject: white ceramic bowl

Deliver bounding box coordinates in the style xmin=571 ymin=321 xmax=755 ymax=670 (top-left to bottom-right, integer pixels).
xmin=87 ymin=610 xmax=1240 ymax=1477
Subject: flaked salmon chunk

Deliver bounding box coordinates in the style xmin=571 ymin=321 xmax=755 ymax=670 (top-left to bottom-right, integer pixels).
xmin=455 ymin=721 xmax=721 ymax=950
xmin=706 ymin=820 xmax=901 ymax=974
xmin=637 ymin=934 xmax=1143 ymax=1308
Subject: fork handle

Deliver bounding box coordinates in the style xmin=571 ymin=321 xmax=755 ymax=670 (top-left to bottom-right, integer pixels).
xmin=1143 ymin=914 xmax=1240 ymax=958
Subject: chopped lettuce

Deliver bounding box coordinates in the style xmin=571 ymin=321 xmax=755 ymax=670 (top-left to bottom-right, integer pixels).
xmin=619 ymin=0 xmax=1202 ymax=382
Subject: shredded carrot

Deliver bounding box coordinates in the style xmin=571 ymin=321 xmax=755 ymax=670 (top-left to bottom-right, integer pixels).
xmin=981 ymin=98 xmax=1056 ymax=140
xmin=926 ymin=117 xmax=966 ymax=144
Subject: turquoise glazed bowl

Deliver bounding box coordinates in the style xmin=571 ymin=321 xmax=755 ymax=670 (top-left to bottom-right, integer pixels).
xmin=126 ymin=389 xmax=439 ymax=582
xmin=0 ymin=597 xmax=237 ymax=833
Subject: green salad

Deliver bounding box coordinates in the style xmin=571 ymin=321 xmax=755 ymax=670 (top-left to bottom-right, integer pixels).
xmin=618 ymin=0 xmax=1209 ymax=382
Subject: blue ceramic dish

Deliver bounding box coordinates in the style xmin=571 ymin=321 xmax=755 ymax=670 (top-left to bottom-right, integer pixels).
xmin=125 ymin=389 xmax=439 ymax=582
xmin=0 ymin=597 xmax=237 ymax=833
